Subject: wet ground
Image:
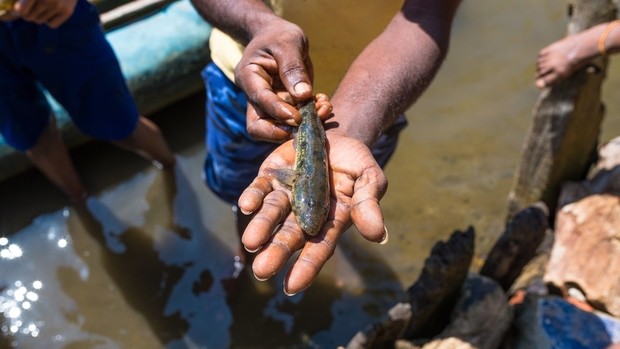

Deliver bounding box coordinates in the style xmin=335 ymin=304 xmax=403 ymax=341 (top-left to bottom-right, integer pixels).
xmin=3 ymin=0 xmax=620 ymax=347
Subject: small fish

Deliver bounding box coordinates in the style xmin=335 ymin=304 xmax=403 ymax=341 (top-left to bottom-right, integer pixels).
xmin=268 ymin=99 xmax=330 ymax=235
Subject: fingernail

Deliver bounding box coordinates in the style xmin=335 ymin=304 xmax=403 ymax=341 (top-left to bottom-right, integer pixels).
xmin=379 ymin=226 xmax=389 ymax=245
xmin=254 ymin=272 xmax=269 ymax=282
xmin=283 ymin=283 xmax=299 ymax=296
xmin=294 ymin=82 xmax=310 ymax=96
xmin=244 ymin=245 xmax=260 ymax=253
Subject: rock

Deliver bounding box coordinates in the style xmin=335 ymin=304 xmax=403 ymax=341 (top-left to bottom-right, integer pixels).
xmin=592 ymin=136 xmax=620 ymax=174
xmin=511 ymin=294 xmax=620 ymax=349
xmin=424 ymin=274 xmax=512 ymax=349
xmin=544 ymin=193 xmax=620 ymax=316
xmin=405 ymin=227 xmax=475 ymax=339
xmin=506 ymin=228 xmax=554 ymax=297
xmin=346 ymin=275 xmax=512 ymax=349
xmin=480 ymin=203 xmax=549 ymax=291
xmin=557 ymin=136 xmax=620 ymax=209
xmin=346 ymin=303 xmax=413 ymax=349
xmin=557 ymin=165 xmax=620 ymax=209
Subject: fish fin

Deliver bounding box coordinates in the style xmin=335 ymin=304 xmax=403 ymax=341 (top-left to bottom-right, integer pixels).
xmin=292 ymin=128 xmax=298 ymax=151
xmin=264 ymin=168 xmax=297 ymax=189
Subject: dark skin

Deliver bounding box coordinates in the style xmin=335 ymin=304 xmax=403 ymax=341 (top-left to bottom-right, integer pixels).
xmin=0 ymin=0 xmax=78 ymax=28
xmin=191 ymin=0 xmax=462 ymax=295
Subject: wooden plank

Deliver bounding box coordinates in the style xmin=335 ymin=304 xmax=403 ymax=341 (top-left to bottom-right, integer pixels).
xmin=100 ymin=0 xmax=178 ymax=30
xmin=90 ymin=0 xmax=133 ymax=14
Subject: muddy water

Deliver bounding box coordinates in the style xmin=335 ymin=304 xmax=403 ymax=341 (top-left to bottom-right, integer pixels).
xmin=3 ymin=1 xmax=620 ymax=348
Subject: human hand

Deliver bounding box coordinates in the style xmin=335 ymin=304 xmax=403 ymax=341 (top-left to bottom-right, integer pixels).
xmin=0 ymin=0 xmax=18 ymax=21
xmin=247 ymin=92 xmax=333 ymax=143
xmin=238 ymin=132 xmax=388 ymax=295
xmin=234 ymin=18 xmax=317 ymax=143
xmin=14 ymin=0 xmax=78 ymax=28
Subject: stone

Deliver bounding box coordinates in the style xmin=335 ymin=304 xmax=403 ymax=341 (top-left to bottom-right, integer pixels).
xmin=481 ymin=203 xmax=549 ymax=291
xmin=346 ymin=303 xmax=413 ymax=349
xmin=427 ymin=274 xmax=512 ymax=349
xmin=544 ymin=194 xmax=620 ymax=317
xmin=511 ymin=294 xmax=620 ymax=349
xmin=404 ymin=227 xmax=475 ymax=339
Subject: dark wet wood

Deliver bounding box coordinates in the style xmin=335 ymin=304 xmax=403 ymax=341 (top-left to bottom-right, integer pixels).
xmin=100 ymin=0 xmax=178 ymax=30
xmin=404 ymin=227 xmax=475 ymax=339
xmin=344 ymin=228 xmax=475 ymax=348
xmin=90 ymin=0 xmax=133 ymax=13
xmin=480 ymin=203 xmax=549 ymax=291
xmin=421 ymin=275 xmax=513 ymax=349
xmin=346 ymin=303 xmax=413 ymax=349
xmin=506 ymin=0 xmax=617 ymax=223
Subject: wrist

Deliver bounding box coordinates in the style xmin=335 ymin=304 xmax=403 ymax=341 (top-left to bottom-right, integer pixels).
xmin=325 ymin=118 xmax=377 ymax=148
xmin=246 ymin=12 xmax=293 ymax=41
xmin=598 ymin=20 xmax=620 ymax=56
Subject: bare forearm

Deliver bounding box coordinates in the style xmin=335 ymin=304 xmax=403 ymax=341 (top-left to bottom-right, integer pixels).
xmin=189 ymin=0 xmax=281 ymax=45
xmin=327 ymin=0 xmax=460 ymax=147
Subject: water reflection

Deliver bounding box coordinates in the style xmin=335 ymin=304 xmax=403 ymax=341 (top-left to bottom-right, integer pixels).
xmin=1 ymin=278 xmax=42 ymax=338
xmin=0 ymin=152 xmax=403 ymax=348
xmin=0 ymin=237 xmax=23 ymax=260
xmin=73 ymin=158 xmax=233 ymax=348
xmin=0 ymin=209 xmax=116 ymax=348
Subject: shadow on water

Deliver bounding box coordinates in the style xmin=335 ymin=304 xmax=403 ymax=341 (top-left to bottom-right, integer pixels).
xmin=70 ymin=160 xmax=237 ymax=348
xmin=72 ymin=186 xmax=190 ymax=343
xmin=223 ymin=235 xmax=403 ymax=348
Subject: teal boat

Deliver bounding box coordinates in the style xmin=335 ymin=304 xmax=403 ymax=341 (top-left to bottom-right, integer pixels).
xmin=0 ymin=0 xmax=212 ymax=182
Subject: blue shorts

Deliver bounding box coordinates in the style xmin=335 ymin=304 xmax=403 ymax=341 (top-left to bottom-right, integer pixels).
xmin=0 ymin=0 xmax=138 ymax=151
xmin=202 ymin=62 xmax=407 ymax=205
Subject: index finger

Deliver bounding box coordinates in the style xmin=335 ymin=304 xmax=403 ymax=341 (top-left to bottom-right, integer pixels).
xmin=274 ymin=51 xmax=314 ymax=102
xmin=282 ymin=220 xmax=345 ymax=295
xmin=235 ymin=62 xmax=301 ymax=125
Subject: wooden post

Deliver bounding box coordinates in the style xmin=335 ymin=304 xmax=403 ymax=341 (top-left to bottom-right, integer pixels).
xmin=100 ymin=0 xmax=178 ymax=30
xmin=506 ymin=0 xmax=617 ymax=223
xmin=90 ymin=0 xmax=132 ymax=13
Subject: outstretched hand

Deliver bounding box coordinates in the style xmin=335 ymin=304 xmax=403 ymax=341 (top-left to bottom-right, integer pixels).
xmin=237 ymin=132 xmax=388 ymax=295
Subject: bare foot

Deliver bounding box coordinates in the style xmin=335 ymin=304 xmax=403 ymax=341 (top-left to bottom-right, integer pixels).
xmin=535 ymin=23 xmax=607 ymax=88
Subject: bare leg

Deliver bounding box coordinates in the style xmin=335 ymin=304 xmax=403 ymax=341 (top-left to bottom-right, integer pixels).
xmin=26 ymin=116 xmax=88 ymax=202
xmin=536 ymin=21 xmax=620 ymax=88
xmin=113 ymin=116 xmax=176 ymax=168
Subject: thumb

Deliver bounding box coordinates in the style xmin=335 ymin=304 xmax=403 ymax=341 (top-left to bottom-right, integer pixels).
xmin=14 ymin=0 xmax=34 ymax=15
xmin=276 ymin=53 xmax=314 ymax=102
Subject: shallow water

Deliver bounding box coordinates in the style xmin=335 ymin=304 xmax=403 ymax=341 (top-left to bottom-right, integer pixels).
xmin=3 ymin=0 xmax=620 ymax=348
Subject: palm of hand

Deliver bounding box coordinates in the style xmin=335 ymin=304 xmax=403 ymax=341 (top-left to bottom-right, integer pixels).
xmin=238 ymin=133 xmax=387 ymax=295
